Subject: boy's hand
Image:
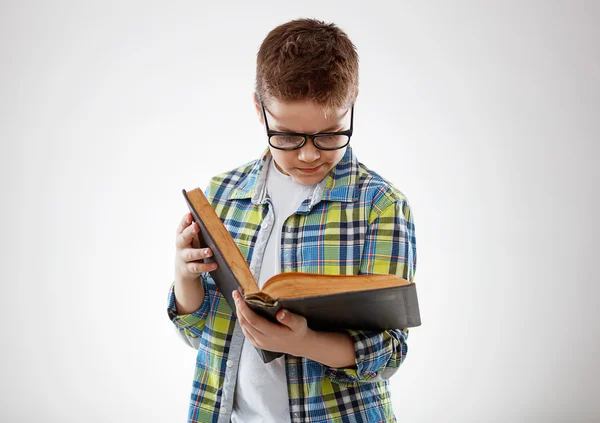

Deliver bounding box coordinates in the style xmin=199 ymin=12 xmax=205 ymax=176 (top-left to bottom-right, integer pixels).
xmin=175 ymin=213 xmax=218 ymax=282
xmin=233 ymin=290 xmax=314 ymax=357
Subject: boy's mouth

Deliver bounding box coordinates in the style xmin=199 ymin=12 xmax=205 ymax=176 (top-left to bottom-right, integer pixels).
xmin=297 ymin=164 xmax=323 ymax=173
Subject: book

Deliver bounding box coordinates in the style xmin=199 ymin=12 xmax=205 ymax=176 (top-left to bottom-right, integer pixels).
xmin=181 ymin=187 xmax=421 ymax=363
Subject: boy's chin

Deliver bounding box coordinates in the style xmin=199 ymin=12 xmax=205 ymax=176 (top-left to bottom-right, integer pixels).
xmin=291 ymin=168 xmax=328 ymax=184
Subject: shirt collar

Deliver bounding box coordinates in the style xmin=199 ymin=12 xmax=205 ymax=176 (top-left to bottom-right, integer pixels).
xmin=228 ymin=146 xmax=359 ymax=207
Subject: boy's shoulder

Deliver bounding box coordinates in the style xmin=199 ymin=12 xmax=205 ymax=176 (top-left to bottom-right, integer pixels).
xmin=354 ymin=159 xmax=412 ymax=216
xmin=203 ymin=154 xmax=263 ymax=201
xmin=209 ymin=158 xmax=257 ymax=188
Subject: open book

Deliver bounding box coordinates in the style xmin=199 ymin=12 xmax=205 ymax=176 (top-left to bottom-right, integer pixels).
xmin=182 ymin=188 xmax=421 ymax=363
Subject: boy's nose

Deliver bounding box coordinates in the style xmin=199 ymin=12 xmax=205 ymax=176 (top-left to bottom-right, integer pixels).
xmin=297 ymin=138 xmax=321 ymax=162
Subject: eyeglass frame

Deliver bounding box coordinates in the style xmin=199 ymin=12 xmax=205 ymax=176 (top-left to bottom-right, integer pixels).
xmin=258 ymin=98 xmax=354 ymax=151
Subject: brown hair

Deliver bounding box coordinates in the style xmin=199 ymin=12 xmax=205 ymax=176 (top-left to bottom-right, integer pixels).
xmin=255 ymin=18 xmax=359 ymax=114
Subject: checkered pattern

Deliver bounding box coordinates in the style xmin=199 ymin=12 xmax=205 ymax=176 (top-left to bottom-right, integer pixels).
xmin=167 ymin=146 xmax=417 ymax=422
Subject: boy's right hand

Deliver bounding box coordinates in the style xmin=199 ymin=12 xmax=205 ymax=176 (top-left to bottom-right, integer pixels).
xmin=175 ymin=212 xmax=218 ymax=282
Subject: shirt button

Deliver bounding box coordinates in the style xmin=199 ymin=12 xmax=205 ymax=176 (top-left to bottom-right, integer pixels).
xmin=263 ymin=221 xmax=269 ymax=229
xmin=220 ymin=407 xmax=227 ymax=414
xmin=227 ymin=360 xmax=233 ymax=368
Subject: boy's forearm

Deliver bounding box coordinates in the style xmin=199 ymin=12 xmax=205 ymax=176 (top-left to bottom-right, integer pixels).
xmin=299 ymin=330 xmax=356 ymax=369
xmin=174 ymin=276 xmax=205 ymax=315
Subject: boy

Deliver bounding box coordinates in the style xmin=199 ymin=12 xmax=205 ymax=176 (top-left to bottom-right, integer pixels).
xmin=167 ymin=18 xmax=417 ymax=423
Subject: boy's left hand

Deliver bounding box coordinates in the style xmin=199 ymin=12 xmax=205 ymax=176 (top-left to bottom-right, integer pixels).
xmin=233 ymin=290 xmax=313 ymax=357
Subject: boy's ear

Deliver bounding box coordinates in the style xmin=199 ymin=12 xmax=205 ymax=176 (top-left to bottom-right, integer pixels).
xmin=253 ymin=92 xmax=264 ymax=124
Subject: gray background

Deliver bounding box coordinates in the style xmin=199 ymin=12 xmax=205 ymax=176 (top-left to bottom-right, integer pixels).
xmin=1 ymin=1 xmax=598 ymax=422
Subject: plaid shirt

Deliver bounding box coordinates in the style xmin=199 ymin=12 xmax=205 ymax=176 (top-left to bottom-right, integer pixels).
xmin=167 ymin=145 xmax=417 ymax=423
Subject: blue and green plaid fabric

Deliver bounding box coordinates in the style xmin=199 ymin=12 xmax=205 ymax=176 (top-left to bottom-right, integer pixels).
xmin=167 ymin=145 xmax=417 ymax=422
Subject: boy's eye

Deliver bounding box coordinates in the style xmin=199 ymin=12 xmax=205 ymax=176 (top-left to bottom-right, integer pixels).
xmin=272 ymin=135 xmax=304 ymax=146
xmin=315 ymin=135 xmax=336 ymax=143
xmin=314 ymin=135 xmax=349 ymax=148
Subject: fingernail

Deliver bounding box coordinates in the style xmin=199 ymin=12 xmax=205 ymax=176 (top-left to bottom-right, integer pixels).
xmin=279 ymin=311 xmax=286 ymax=320
xmin=204 ymin=248 xmax=209 ymax=255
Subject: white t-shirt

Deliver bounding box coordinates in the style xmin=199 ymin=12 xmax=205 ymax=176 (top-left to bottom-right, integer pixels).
xmin=231 ymin=158 xmax=316 ymax=423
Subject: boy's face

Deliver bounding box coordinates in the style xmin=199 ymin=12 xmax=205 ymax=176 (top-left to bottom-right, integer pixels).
xmin=255 ymin=97 xmax=351 ymax=185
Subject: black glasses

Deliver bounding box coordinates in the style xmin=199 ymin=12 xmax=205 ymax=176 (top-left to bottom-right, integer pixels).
xmin=259 ymin=99 xmax=353 ymax=151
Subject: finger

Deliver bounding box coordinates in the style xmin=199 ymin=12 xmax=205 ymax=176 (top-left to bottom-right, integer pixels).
xmin=235 ymin=296 xmax=263 ymax=335
xmin=179 ymin=247 xmax=213 ymax=263
xmin=175 ymin=221 xmax=199 ymax=249
xmin=276 ymin=309 xmax=305 ymax=331
xmin=184 ymin=260 xmax=217 ymax=275
xmin=234 ymin=292 xmax=280 ymax=336
xmin=240 ymin=317 xmax=264 ymax=346
xmin=276 ymin=309 xmax=288 ymax=325
xmin=176 ymin=213 xmax=191 ymax=235
xmin=239 ymin=320 xmax=259 ymax=346
xmin=234 ymin=293 xmax=265 ymax=335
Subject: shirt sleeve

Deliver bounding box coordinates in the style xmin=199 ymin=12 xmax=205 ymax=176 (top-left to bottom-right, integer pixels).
xmin=166 ymin=272 xmax=212 ymax=339
xmin=324 ymin=198 xmax=417 ymax=384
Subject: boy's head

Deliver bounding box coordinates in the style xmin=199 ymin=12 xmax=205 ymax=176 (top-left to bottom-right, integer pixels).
xmin=253 ymin=18 xmax=359 ymax=185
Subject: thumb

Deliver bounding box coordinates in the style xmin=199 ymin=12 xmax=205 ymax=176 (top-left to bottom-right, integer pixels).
xmin=277 ymin=309 xmax=304 ymax=329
